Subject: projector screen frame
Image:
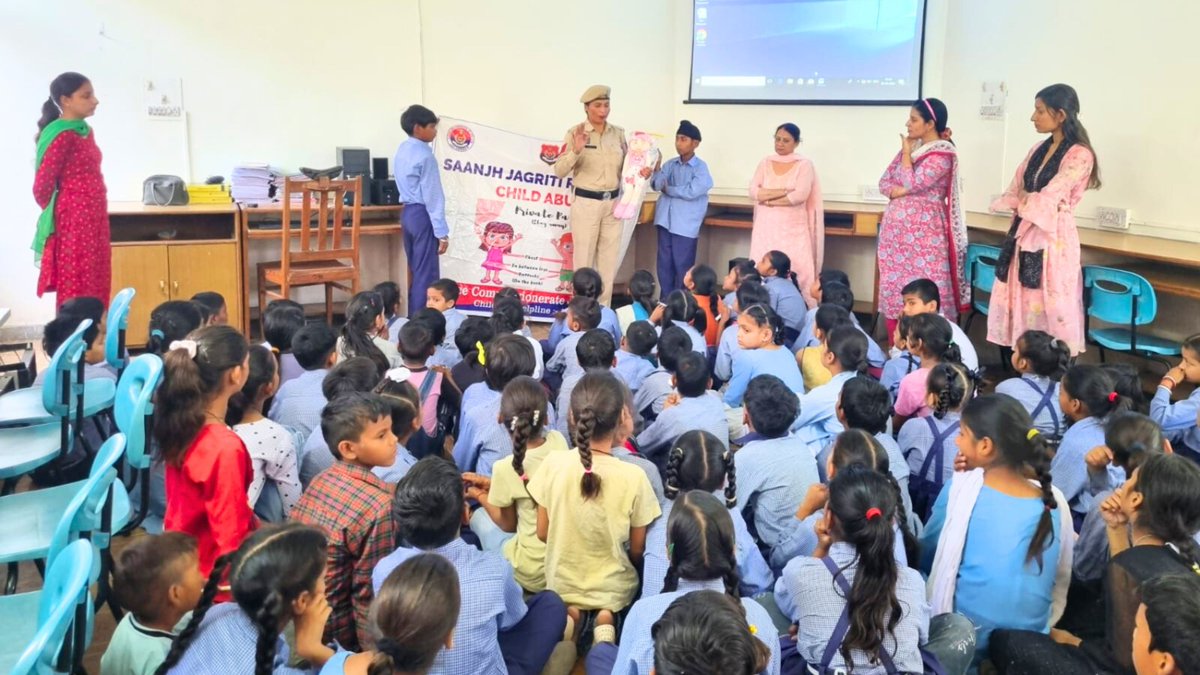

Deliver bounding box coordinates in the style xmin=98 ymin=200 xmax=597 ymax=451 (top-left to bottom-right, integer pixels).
xmin=684 ymin=0 xmax=929 ymax=107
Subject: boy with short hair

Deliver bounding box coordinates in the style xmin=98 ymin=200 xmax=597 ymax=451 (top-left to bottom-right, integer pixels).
xmin=395 ymin=104 xmax=448 ymax=316
xmin=263 ymin=300 xmax=306 ymax=384
xmin=636 ymin=351 xmax=728 ymax=463
xmin=296 ymin=355 xmax=383 ymax=487
xmin=102 ymin=532 xmax=205 ymax=675
xmin=615 ymin=320 xmax=657 ymax=393
xmin=546 ymin=296 xmax=603 ymax=380
xmin=292 ymin=391 xmax=399 ymax=650
xmin=270 ymin=322 xmax=338 ymax=440
xmin=733 ymin=374 xmax=818 ymax=571
xmin=632 ymin=324 xmax=693 ymax=424
xmin=794 ymin=278 xmax=886 ymax=369
xmin=426 ymin=278 xmax=466 ymax=368
xmin=901 ymin=278 xmax=978 ymax=370
xmin=556 ymin=329 xmax=618 ymax=437
xmin=651 ymin=120 xmax=713 ymax=294
xmin=374 ymin=457 xmax=567 ymax=675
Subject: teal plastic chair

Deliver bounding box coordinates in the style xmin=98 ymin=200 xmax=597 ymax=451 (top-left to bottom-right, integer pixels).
xmin=1083 ymin=265 xmax=1180 ymax=367
xmin=113 ymin=354 xmax=162 ymax=534
xmin=0 ymin=316 xmax=117 ymax=429
xmin=106 ymin=288 xmax=136 ymax=377
xmin=0 ymin=540 xmax=95 ymax=675
xmin=0 ymin=433 xmax=125 ymax=595
xmin=963 ymin=243 xmax=1001 ymax=334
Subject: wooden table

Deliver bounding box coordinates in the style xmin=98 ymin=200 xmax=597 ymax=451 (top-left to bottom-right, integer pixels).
xmin=1120 ymin=263 xmax=1200 ymax=300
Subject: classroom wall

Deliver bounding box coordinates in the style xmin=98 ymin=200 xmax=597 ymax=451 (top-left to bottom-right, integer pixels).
xmin=4 ymin=0 xmax=1197 ymax=330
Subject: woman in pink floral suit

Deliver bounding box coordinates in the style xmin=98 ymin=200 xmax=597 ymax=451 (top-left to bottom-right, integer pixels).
xmin=989 ymin=84 xmax=1101 ymax=356
xmin=877 ymin=98 xmax=968 ymax=339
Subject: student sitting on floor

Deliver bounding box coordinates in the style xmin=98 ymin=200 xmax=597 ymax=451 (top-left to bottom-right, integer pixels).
xmin=633 ymin=325 xmax=694 ymax=424
xmin=269 ymin=322 xmax=338 ymax=441
xmin=1151 ymin=333 xmax=1200 ymax=459
xmin=995 ymin=329 xmax=1070 ymax=443
xmin=426 ymin=278 xmax=466 ymax=369
xmin=262 ymin=299 xmax=306 ymax=384
xmin=636 ymin=351 xmax=729 ymax=464
xmin=614 ymin=320 xmax=657 ymax=393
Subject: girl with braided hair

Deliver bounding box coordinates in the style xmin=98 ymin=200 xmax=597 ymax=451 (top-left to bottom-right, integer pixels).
xmin=325 ymin=553 xmax=461 ymax=675
xmin=992 ymin=453 xmax=1200 ymax=674
xmin=527 ymin=371 xmax=660 ymax=647
xmin=651 ymin=590 xmax=772 ymax=675
xmin=899 ymin=361 xmax=975 ymax=520
xmin=156 ymin=523 xmax=333 ymax=674
xmin=642 ymin=430 xmax=771 ymax=599
xmin=586 ymin=491 xmax=781 ymax=675
xmin=923 ymin=394 xmax=1074 ymax=664
xmin=466 ymin=376 xmax=569 ymax=591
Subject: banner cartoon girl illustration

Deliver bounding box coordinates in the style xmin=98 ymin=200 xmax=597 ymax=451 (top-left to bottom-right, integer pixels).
xmin=545 ymin=232 xmax=574 ymax=292
xmin=476 ymin=220 xmax=522 ymax=284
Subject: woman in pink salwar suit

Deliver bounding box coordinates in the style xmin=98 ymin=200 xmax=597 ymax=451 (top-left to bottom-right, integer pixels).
xmin=989 ymin=84 xmax=1101 ymax=356
xmin=749 ymin=123 xmax=825 ymax=307
xmin=878 ymin=98 xmax=969 ymax=336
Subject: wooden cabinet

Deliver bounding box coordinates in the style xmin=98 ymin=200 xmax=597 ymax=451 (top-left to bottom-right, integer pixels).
xmin=108 ymin=204 xmax=243 ymax=347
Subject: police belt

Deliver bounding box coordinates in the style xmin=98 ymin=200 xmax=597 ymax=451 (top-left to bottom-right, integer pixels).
xmin=573 ymin=187 xmax=619 ymax=201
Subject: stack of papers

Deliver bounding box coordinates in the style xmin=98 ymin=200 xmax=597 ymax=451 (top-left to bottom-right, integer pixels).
xmin=230 ymin=163 xmax=281 ymax=205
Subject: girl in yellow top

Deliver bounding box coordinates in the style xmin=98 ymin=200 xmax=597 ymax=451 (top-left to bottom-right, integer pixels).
xmin=469 ymin=376 xmax=569 ymax=592
xmin=797 ymin=304 xmax=854 ymax=391
xmin=527 ymin=371 xmax=661 ymax=637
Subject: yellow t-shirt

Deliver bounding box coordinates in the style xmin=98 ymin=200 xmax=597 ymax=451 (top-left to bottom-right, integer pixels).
xmin=488 ymin=430 xmax=570 ymax=592
xmin=526 ymin=449 xmax=661 ymax=610
xmin=800 ymin=345 xmax=833 ymax=392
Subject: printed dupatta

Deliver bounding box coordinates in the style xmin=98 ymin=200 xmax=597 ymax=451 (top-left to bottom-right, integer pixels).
xmin=911 ymin=139 xmax=969 ymax=315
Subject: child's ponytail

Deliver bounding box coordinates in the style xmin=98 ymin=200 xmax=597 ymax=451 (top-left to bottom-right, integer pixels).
xmin=765 ymin=250 xmax=799 ymax=290
xmin=826 ymin=325 xmax=869 ymax=374
xmin=342 ymin=291 xmax=390 ymax=374
xmin=629 ymin=270 xmax=658 ymax=315
xmin=1017 ymin=330 xmax=1070 ymax=380
xmin=690 ymin=264 xmax=721 ymax=324
xmin=1062 ymin=364 xmax=1131 ymax=419
xmin=569 ymin=373 xmax=626 ymax=499
xmin=1130 ymin=454 xmax=1200 ymax=573
xmin=829 ymin=430 xmax=919 ymax=566
xmin=908 ymin=313 xmax=961 ymax=365
xmin=927 ymin=362 xmax=971 ymax=420
xmin=663 ymin=289 xmax=707 ymax=337
xmin=368 ymin=553 xmax=461 ymax=675
xmin=155 ymin=326 xmax=248 ymax=465
xmin=500 ymin=376 xmax=548 ymax=487
xmin=663 ymin=491 xmax=741 ymax=599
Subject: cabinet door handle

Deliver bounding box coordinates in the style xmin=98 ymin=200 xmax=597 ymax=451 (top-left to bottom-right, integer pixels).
xmin=173 ymin=280 xmax=180 ymax=293
xmin=159 ymin=280 xmax=167 ymax=295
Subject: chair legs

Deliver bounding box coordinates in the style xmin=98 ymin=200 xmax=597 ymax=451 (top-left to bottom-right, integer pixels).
xmin=4 ymin=562 xmax=17 ymax=594
xmin=95 ymin=547 xmax=123 ymax=620
xmin=325 ymin=284 xmax=334 ymax=325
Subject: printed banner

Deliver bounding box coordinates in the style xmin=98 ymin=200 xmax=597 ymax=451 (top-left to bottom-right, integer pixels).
xmin=435 ymin=118 xmax=576 ymax=321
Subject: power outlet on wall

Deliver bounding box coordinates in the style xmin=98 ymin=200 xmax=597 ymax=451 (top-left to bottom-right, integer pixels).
xmin=860 ymin=185 xmax=887 ymax=202
xmin=1096 ymin=206 xmax=1132 ymax=230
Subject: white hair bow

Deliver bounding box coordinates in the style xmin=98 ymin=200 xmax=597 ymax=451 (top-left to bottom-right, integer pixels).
xmin=385 ymin=366 xmax=412 ymax=383
xmin=169 ymin=339 xmax=198 ymax=359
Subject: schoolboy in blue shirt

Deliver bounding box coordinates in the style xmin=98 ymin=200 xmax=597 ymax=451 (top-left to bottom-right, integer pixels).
xmin=793 ymin=277 xmax=886 ymax=369
xmin=373 ymin=457 xmax=566 ymax=675
xmin=546 ymin=267 xmax=622 ymax=350
xmin=650 ymin=120 xmax=713 ymax=294
xmin=555 ymin=329 xmax=618 ymax=438
xmin=546 ymin=296 xmax=602 ymax=380
xmin=614 ymin=320 xmax=657 ymax=393
xmin=394 ymin=104 xmax=448 ymax=316
xmin=426 ymin=278 xmax=466 ymax=368
xmin=269 ymin=323 xmax=338 ymax=440
xmin=632 ymin=325 xmax=693 ymax=424
xmin=636 ymin=351 xmax=729 ymax=464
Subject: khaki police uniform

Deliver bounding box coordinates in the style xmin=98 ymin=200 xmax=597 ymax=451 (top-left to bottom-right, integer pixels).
xmin=553 ymin=84 xmax=627 ymax=305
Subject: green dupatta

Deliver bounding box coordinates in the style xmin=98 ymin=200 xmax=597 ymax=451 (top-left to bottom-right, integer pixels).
xmin=33 ymin=119 xmax=91 ymax=264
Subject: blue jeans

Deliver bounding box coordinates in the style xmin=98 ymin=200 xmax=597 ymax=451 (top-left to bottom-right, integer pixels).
xmin=500 ymin=591 xmax=568 ymax=675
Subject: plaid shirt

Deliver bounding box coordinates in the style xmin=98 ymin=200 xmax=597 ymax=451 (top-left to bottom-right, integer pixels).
xmin=291 ymin=462 xmax=395 ymax=650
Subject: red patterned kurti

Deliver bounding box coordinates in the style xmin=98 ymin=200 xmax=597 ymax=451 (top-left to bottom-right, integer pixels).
xmin=32 ymin=131 xmax=110 ymax=307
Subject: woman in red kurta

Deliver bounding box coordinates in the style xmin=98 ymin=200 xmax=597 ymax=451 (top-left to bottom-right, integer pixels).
xmin=156 ymin=326 xmax=257 ymax=586
xmin=32 ymin=72 xmax=110 ymax=308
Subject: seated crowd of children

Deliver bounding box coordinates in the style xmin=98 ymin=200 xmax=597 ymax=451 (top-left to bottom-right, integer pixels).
xmin=42 ymin=265 xmax=1200 ymax=675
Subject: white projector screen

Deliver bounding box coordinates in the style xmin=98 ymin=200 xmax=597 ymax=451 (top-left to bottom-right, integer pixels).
xmin=688 ymin=0 xmax=927 ymax=105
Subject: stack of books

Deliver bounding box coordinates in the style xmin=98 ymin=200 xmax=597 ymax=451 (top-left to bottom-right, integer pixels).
xmin=187 ymin=184 xmax=231 ymax=204
xmin=231 ymin=163 xmax=280 ymax=205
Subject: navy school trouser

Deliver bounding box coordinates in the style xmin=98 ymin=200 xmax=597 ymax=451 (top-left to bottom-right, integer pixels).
xmin=401 ymin=202 xmax=439 ymax=316
xmin=499 ymin=591 xmax=567 ymax=675
xmin=656 ymin=225 xmax=698 ymax=296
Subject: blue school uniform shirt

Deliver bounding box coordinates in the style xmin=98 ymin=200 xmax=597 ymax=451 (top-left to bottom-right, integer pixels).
xmin=546 ymin=306 xmax=622 ymax=351
xmin=920 ymin=484 xmax=1062 ymax=657
xmin=656 ymin=320 xmax=707 ymax=355
xmin=899 ymin=411 xmax=962 ymax=487
xmin=372 ymin=539 xmax=526 ymax=675
xmin=615 ymin=579 xmax=781 ymax=675
xmin=763 ymin=276 xmax=807 ymax=334
xmin=633 ymin=368 xmax=675 ymax=423
xmin=546 ymin=331 xmax=585 ymax=378
xmin=724 ymin=290 xmax=738 ymax=320
xmin=613 ymin=446 xmax=667 ymax=503
xmin=724 ymin=347 xmax=805 ymax=406
xmin=641 ymin=496 xmax=772 ymax=599
xmin=775 ymin=542 xmax=928 ymax=675
xmin=166 ymin=603 xmax=307 ymax=674
xmin=1151 ymin=385 xmax=1200 ymax=452
xmin=881 ymin=351 xmax=921 ymax=400
xmin=614 ymin=349 xmax=655 ymax=392
xmin=394 ymin=136 xmax=448 ymax=237
xmin=995 ymin=374 xmax=1064 ymax=438
xmin=792 ymin=308 xmax=886 ymax=369
xmin=788 ymin=371 xmax=855 ymax=454
xmin=268 ymin=367 xmax=328 ymax=441
xmin=428 ymin=307 xmax=467 ymax=369
xmin=372 ymin=443 xmax=418 ymax=483
xmin=733 ymin=434 xmax=820 ymax=557
xmin=1052 ymin=416 xmax=1124 ymax=515
xmin=635 ymin=392 xmax=729 ymax=460
xmin=713 ymin=323 xmax=738 ymax=382
xmin=386 ymin=315 xmax=408 ymax=344
xmin=554 ymin=370 xmax=584 ymax=438
xmin=299 ymin=426 xmax=335 ymax=489
xmin=814 ymin=432 xmax=912 ymax=517
xmin=774 ymin=509 xmax=909 ymax=572
xmin=650 ymin=155 xmax=713 ymax=239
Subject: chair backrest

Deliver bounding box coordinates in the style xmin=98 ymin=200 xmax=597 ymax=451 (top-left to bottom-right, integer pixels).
xmin=105 ymin=288 xmax=136 ymax=372
xmin=278 ymin=175 xmax=362 ymax=274
xmin=113 ymin=355 xmax=163 ymax=471
xmin=45 ymin=434 xmax=126 ymax=564
xmin=9 ymin=539 xmax=94 ymax=675
xmin=966 ymin=244 xmax=1001 ymax=292
xmin=40 ymin=319 xmax=91 ymax=417
xmin=1083 ymin=265 xmax=1158 ymax=327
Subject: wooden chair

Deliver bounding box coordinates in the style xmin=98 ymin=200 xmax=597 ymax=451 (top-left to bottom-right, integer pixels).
xmin=257 ymin=175 xmax=363 ymax=327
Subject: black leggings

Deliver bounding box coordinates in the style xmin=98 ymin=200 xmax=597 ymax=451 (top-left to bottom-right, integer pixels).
xmin=990 ymin=630 xmax=1118 ymax=675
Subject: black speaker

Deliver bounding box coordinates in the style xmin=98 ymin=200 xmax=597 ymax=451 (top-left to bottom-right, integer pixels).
xmin=372 ymin=157 xmax=389 ymax=181
xmin=373 ymin=179 xmax=400 ymax=205
xmin=336 ymin=147 xmax=371 ymax=177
